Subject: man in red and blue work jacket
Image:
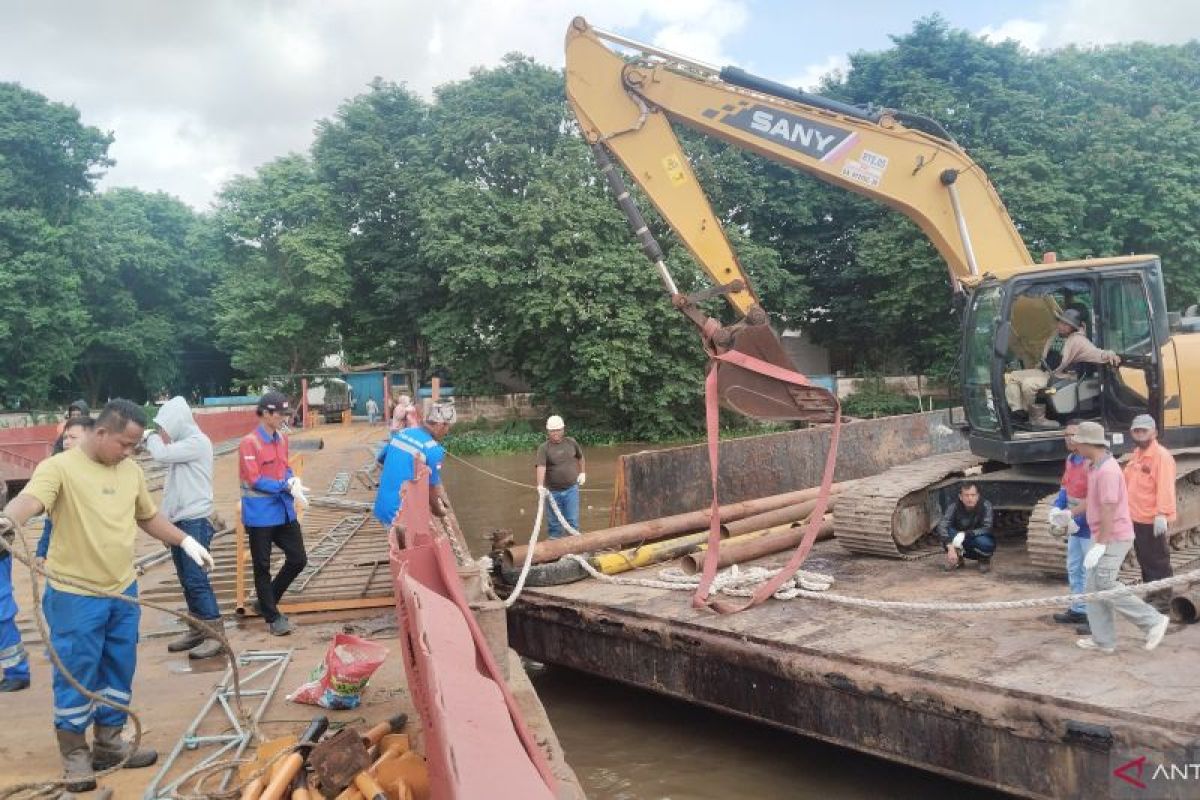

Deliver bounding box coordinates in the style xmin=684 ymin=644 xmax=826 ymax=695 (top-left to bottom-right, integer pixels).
xmin=239 ymin=392 xmax=309 ymax=636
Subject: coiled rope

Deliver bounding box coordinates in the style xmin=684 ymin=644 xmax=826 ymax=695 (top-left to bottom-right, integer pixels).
xmin=502 ymin=490 xmax=583 ymax=608
xmin=0 ymin=523 xmax=256 ymax=800
xmin=563 ymin=552 xmax=1200 ymax=612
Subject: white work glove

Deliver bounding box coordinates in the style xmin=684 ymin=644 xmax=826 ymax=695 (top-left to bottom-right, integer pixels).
xmin=950 ymin=531 xmax=965 ymax=551
xmin=1067 ymin=518 xmax=1080 ymax=536
xmin=180 ymin=535 xmax=215 ymax=572
xmin=286 ymin=477 xmax=310 ymax=507
xmin=537 ymin=486 xmax=549 ymax=500
xmin=1083 ymin=544 xmax=1106 ymax=571
xmin=1154 ymin=514 xmax=1169 ymax=537
xmin=576 ymin=472 xmax=587 ymax=487
xmin=1048 ymin=508 xmax=1071 ymax=528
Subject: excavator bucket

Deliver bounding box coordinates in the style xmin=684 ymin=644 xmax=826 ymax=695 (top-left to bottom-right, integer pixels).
xmin=716 ymin=323 xmax=839 ymax=423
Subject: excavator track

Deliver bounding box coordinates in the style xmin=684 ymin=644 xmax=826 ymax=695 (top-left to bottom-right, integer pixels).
xmin=1027 ymin=452 xmax=1200 ymax=580
xmin=835 ymin=451 xmax=988 ymax=559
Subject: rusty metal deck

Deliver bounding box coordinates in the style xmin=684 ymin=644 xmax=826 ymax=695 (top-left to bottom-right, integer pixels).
xmin=508 ymin=539 xmax=1200 ymax=799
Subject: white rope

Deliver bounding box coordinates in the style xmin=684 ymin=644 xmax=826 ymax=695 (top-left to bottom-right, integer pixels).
xmin=443 ymin=450 xmax=606 ymax=492
xmin=543 ymin=489 xmax=584 ymax=537
xmin=565 ymin=554 xmax=836 ymax=599
xmin=503 ymin=494 xmax=547 ymax=609
xmin=502 ymin=490 xmax=582 ymax=608
xmin=565 ymin=554 xmax=1200 ymax=613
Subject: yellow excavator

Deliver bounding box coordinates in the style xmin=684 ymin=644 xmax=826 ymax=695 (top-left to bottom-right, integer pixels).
xmin=564 ymin=17 xmax=1200 ymax=571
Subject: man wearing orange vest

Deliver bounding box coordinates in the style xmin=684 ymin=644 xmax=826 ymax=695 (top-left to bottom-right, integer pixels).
xmin=1124 ymin=414 xmax=1176 ymax=612
xmin=239 ymin=392 xmax=309 ymax=636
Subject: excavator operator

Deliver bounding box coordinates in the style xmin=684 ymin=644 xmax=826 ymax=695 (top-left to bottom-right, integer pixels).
xmin=1004 ymin=308 xmax=1120 ymax=427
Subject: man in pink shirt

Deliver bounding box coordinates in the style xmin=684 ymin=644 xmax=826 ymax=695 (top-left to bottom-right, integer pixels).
xmin=1072 ymin=421 xmax=1168 ymax=654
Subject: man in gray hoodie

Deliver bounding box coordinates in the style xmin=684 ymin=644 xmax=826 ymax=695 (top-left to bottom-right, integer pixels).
xmin=144 ymin=397 xmax=223 ymax=659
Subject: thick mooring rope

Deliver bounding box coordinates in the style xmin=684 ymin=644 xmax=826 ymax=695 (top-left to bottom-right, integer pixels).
xmin=564 ymin=553 xmax=1200 ymax=612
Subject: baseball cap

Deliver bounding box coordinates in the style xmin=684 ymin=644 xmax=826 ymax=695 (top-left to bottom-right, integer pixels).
xmin=257 ymin=391 xmax=290 ymax=415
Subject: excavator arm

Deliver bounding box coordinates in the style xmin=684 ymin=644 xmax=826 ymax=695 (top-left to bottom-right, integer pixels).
xmin=564 ymin=18 xmax=1034 ymax=422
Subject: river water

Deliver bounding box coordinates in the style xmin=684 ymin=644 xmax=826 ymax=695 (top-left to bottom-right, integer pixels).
xmin=442 ymin=445 xmax=1007 ymax=800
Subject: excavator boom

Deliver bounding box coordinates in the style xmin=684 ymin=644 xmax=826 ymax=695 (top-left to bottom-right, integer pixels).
xmin=564 ymin=17 xmax=1033 ymax=423
xmin=565 ymin=17 xmax=1032 ymax=294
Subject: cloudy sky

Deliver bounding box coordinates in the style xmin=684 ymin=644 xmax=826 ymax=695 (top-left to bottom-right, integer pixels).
xmin=2 ymin=0 xmax=1196 ymax=209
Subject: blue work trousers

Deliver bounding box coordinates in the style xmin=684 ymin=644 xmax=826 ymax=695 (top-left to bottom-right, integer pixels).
xmin=0 ymin=557 xmax=29 ymax=682
xmin=546 ymin=485 xmax=580 ymax=540
xmin=1066 ymin=533 xmax=1089 ymax=616
xmin=44 ymin=583 xmax=139 ymax=732
xmin=171 ymin=518 xmax=221 ymax=621
xmin=961 ymin=532 xmax=996 ymax=560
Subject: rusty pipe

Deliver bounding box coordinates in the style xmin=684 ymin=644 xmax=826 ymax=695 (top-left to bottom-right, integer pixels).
xmin=504 ymin=483 xmax=851 ymax=567
xmin=681 ymin=517 xmax=834 ymax=574
xmin=721 ymin=498 xmax=820 ymax=537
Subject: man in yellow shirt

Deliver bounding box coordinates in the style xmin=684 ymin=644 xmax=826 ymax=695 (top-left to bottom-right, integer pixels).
xmin=0 ymin=399 xmax=214 ymax=792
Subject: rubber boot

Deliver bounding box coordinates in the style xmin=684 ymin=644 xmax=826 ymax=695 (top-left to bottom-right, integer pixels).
xmin=1029 ymin=404 xmax=1061 ymax=431
xmin=166 ymin=627 xmax=205 ymax=653
xmin=92 ymin=724 xmax=158 ymax=770
xmin=55 ymin=729 xmax=97 ymax=792
xmin=188 ymin=618 xmax=225 ymax=660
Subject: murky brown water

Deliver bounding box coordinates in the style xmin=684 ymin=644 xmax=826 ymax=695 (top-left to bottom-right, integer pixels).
xmin=442 ymin=445 xmax=1007 ymax=800
xmin=441 ymin=443 xmax=647 ymax=555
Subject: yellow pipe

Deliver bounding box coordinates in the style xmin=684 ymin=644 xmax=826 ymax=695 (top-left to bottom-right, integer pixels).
xmin=592 ymin=521 xmax=803 ymax=576
xmin=593 ymin=531 xmax=710 ymax=574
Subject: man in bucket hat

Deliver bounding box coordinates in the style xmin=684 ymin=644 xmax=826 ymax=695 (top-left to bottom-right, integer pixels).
xmin=1003 ymin=307 xmax=1120 ymax=427
xmin=1071 ymin=420 xmax=1169 ymax=654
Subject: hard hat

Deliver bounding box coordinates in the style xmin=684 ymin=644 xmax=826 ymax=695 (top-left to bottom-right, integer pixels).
xmin=546 ymin=415 xmax=565 ymax=431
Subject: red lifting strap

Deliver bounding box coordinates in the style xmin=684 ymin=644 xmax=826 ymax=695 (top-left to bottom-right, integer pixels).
xmin=692 ymin=349 xmax=842 ymax=614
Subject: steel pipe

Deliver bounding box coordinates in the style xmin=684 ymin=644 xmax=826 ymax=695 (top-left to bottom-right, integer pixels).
xmin=503 ymin=483 xmax=851 ymax=567
xmin=681 ymin=516 xmax=834 ymax=574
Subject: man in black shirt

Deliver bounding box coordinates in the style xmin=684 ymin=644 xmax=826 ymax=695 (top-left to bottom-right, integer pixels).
xmin=535 ymin=415 xmax=586 ymax=539
xmin=938 ymin=482 xmax=996 ymax=573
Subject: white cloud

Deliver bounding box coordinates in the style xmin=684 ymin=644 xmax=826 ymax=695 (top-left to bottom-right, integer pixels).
xmin=977 ymin=19 xmax=1049 ymax=50
xmin=648 ymin=0 xmax=749 ymax=64
xmin=981 ymin=0 xmax=1199 ymax=51
xmin=784 ymin=54 xmax=851 ymax=93
xmin=0 ymin=0 xmax=749 ymax=208
xmin=1044 ymin=0 xmax=1200 ymax=47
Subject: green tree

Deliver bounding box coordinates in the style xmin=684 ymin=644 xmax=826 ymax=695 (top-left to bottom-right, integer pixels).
xmin=63 ymin=188 xmax=230 ymax=402
xmin=313 ymin=79 xmax=438 ymax=365
xmin=212 ymin=154 xmax=350 ymax=378
xmin=0 ymin=83 xmax=111 ymax=405
xmin=416 ymin=56 xmax=709 ymax=437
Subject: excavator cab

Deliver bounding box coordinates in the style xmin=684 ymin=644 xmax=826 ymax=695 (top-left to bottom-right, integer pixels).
xmin=962 ymin=256 xmax=1170 ymax=464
